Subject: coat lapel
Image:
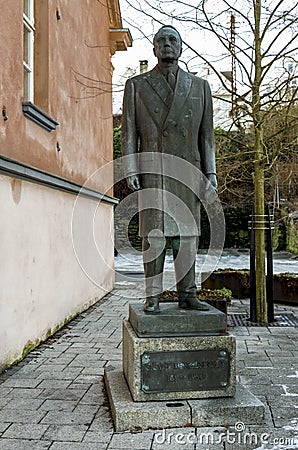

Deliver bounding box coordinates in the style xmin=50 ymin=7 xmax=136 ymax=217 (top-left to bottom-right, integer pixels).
xmin=146 ymin=66 xmax=172 ymax=107
xmin=144 ymin=66 xmax=192 ymax=129
xmin=145 ymin=67 xmax=173 ymax=128
xmin=166 ymin=69 xmax=192 ymax=123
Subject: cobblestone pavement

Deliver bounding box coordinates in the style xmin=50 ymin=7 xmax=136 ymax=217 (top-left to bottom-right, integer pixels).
xmin=0 ymin=274 xmax=298 ymax=449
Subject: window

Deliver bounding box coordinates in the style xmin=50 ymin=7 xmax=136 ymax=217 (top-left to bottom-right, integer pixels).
xmin=23 ymin=0 xmax=35 ymax=101
xmin=22 ymin=0 xmax=59 ymax=132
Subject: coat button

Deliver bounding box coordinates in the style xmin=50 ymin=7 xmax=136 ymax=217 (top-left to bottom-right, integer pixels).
xmin=154 ymin=107 xmax=159 ymax=113
xmin=163 ymin=130 xmax=168 ymax=137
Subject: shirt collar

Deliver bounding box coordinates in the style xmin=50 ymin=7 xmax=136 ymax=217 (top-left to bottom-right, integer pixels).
xmin=157 ymin=65 xmax=179 ymax=77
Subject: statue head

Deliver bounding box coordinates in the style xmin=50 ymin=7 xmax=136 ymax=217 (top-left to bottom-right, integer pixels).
xmin=153 ymin=25 xmax=182 ymax=63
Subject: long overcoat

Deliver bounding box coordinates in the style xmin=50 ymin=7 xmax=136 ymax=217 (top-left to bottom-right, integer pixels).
xmin=121 ymin=65 xmax=216 ymax=237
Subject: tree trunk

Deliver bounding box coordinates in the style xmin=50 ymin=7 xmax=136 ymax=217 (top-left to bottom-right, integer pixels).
xmin=253 ymin=0 xmax=268 ymax=323
xmin=254 ymin=134 xmax=268 ymax=323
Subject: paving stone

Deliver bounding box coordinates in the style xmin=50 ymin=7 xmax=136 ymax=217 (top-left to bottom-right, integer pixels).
xmin=243 ymin=358 xmax=274 ymax=368
xmin=2 ymin=423 xmax=49 ymax=439
xmin=37 ymin=351 xmax=64 ymax=359
xmin=23 ymin=357 xmax=48 ymax=366
xmin=80 ymin=389 xmax=106 ymax=406
xmin=0 ymin=277 xmax=298 ymax=449
xmin=42 ymin=424 xmax=88 ymax=442
xmin=0 ymin=398 xmax=10 ymax=409
xmin=82 ymin=430 xmax=113 ymax=444
xmin=0 ymin=423 xmax=11 ymax=433
xmin=88 ymin=415 xmax=117 ymax=432
xmin=73 ymin=405 xmax=100 ymax=415
xmin=70 ymin=342 xmax=96 ymax=348
xmin=265 ymin=349 xmax=294 ymax=356
xmin=0 ymin=410 xmax=46 ymax=424
xmin=1 ymin=378 xmax=42 ymax=388
xmin=0 ymin=387 xmax=12 ymax=397
xmin=80 ymin=366 xmax=107 ymax=376
xmin=269 ymin=356 xmax=298 ymax=366
xmin=38 ymin=400 xmax=77 ymax=411
xmin=245 ymin=383 xmax=285 ymax=397
xmin=38 ymin=388 xmax=87 ymax=401
xmin=46 ymin=356 xmax=75 ymax=365
xmin=71 ymin=374 xmax=102 ymax=385
xmin=108 ymin=430 xmax=154 ymax=449
xmin=235 ymin=360 xmax=247 ymax=369
xmin=0 ymin=439 xmax=52 ymax=450
xmin=237 ymin=367 xmax=261 ymax=377
xmin=269 ymin=328 xmax=298 ymax=335
xmin=38 ymin=371 xmax=82 ymax=381
xmin=152 ymin=438 xmax=196 ymax=449
xmin=237 ymin=374 xmax=272 ymax=386
xmin=2 ymin=387 xmax=44 ymax=399
xmin=234 ymin=335 xmax=259 ymax=341
xmin=47 ymin=443 xmax=101 ymax=450
xmin=40 ymin=410 xmax=95 ymax=426
xmin=2 ymin=398 xmax=45 ymax=410
xmin=266 ymin=395 xmax=298 ymax=408
xmin=277 ymin=380 xmax=298 ymax=399
xmin=32 ymin=364 xmax=68 ymax=373
xmin=36 ymin=379 xmax=72 ymax=389
xmin=9 ymin=368 xmax=41 ymax=379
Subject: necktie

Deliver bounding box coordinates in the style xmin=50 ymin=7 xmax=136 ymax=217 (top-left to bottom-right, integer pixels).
xmin=167 ymin=71 xmax=176 ymax=91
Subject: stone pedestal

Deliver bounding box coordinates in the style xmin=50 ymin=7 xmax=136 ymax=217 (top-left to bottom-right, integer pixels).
xmin=123 ymin=319 xmax=236 ymax=402
xmin=123 ymin=303 xmax=235 ymax=402
xmin=105 ymin=301 xmax=266 ymax=431
xmin=129 ymin=302 xmax=227 ymax=337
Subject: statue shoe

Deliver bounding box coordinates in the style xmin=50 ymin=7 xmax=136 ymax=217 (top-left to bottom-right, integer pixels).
xmin=143 ymin=296 xmax=160 ymax=313
xmin=179 ymin=297 xmax=209 ymax=311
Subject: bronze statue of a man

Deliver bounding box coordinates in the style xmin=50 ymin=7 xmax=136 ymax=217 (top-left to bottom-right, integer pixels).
xmin=121 ymin=25 xmax=217 ymax=313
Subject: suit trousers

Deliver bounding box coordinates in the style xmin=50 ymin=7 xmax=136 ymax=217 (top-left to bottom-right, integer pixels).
xmin=142 ymin=236 xmax=198 ymax=300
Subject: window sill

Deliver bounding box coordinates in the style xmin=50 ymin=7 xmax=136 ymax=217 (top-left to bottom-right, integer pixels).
xmin=22 ymin=101 xmax=59 ymax=132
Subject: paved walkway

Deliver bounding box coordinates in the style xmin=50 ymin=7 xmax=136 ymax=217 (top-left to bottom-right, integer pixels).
xmin=0 ymin=273 xmax=298 ymax=449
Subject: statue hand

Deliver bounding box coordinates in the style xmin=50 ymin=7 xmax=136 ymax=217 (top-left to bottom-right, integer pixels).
xmin=206 ymin=174 xmax=218 ymax=191
xmin=127 ymin=175 xmax=141 ymax=191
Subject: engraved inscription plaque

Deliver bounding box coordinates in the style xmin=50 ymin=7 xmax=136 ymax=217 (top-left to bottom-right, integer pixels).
xmin=141 ymin=349 xmax=230 ymax=393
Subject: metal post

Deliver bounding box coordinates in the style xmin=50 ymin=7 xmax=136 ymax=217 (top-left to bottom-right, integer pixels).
xmin=266 ymin=203 xmax=274 ymax=322
xmin=250 ymin=204 xmax=257 ymax=322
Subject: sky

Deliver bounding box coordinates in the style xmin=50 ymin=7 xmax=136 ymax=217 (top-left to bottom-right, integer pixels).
xmin=111 ymin=0 xmax=231 ymax=112
xmin=112 ymin=0 xmax=298 ymax=113
xmin=112 ymin=0 xmax=229 ymax=75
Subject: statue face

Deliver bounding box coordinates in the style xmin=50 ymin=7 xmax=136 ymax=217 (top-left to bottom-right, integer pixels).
xmin=153 ymin=27 xmax=182 ymax=62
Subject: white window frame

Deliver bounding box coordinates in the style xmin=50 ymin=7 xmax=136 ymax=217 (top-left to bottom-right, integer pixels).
xmin=23 ymin=0 xmax=35 ymax=102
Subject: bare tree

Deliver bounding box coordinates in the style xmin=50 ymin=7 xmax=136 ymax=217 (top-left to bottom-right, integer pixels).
xmin=120 ymin=0 xmax=298 ymax=322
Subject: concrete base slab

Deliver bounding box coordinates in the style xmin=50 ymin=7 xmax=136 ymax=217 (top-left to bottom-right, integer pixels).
xmin=189 ymin=382 xmax=266 ymax=427
xmin=104 ymin=368 xmax=191 ymax=432
xmin=104 ymin=368 xmax=266 ymax=432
